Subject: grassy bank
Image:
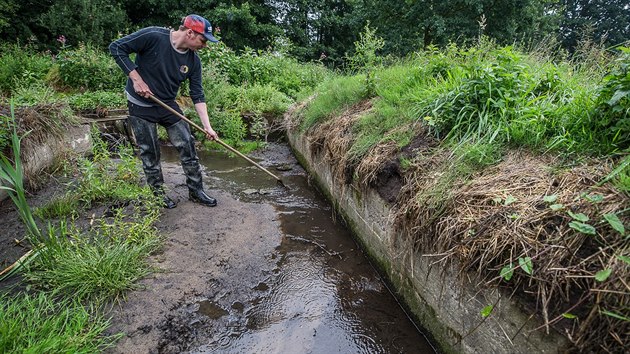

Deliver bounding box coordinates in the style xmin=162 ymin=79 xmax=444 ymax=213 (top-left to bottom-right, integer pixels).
xmin=291 ymin=40 xmax=629 ymax=352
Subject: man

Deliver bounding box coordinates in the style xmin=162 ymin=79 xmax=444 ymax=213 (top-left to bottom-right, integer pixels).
xmin=109 ymin=14 xmax=219 ymax=209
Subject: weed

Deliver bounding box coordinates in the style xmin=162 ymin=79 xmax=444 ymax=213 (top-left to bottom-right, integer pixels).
xmin=346 ymin=22 xmax=385 ymax=97
xmin=0 ymin=44 xmax=54 ymax=94
xmin=0 ymin=105 xmax=43 ymax=242
xmin=52 ymin=44 xmax=126 ymax=91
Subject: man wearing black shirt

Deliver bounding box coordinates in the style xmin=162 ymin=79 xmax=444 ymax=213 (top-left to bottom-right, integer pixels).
xmin=110 ymin=14 xmax=219 ymax=208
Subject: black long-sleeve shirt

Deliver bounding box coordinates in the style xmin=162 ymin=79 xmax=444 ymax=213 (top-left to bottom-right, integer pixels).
xmin=109 ymin=26 xmax=205 ymax=106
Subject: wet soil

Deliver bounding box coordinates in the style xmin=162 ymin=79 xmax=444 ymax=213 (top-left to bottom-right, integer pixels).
xmin=1 ymin=141 xmax=437 ymax=353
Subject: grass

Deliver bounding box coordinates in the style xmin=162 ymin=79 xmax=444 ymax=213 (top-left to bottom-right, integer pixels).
xmin=301 ymin=74 xmax=368 ymax=130
xmin=0 ymin=291 xmax=119 ymax=353
xmin=27 ymin=210 xmax=160 ymax=303
xmin=299 ymin=42 xmax=627 ymax=163
xmin=0 ymin=104 xmax=43 ymax=242
xmin=28 ymin=129 xmax=162 ymax=303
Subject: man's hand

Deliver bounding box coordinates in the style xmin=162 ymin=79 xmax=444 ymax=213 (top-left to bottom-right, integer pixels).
xmin=129 ymin=70 xmax=153 ymax=98
xmin=204 ymin=126 xmax=218 ymax=140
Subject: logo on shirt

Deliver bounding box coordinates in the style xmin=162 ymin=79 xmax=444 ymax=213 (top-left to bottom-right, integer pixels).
xmin=180 ymin=65 xmax=189 ymax=74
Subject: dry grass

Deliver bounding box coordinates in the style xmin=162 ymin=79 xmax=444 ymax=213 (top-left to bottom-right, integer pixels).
xmin=1 ymin=103 xmax=76 ymax=188
xmin=308 ymin=100 xmax=373 ymax=187
xmin=394 ymin=150 xmax=629 ymax=352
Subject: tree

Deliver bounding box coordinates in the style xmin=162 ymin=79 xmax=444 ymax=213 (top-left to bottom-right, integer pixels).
xmin=210 ymin=2 xmax=283 ymax=52
xmin=350 ymin=0 xmax=558 ymax=56
xmin=560 ymin=0 xmax=630 ymax=52
xmin=0 ymin=0 xmax=55 ymax=48
xmin=39 ymin=0 xmax=129 ymax=48
xmin=269 ymin=0 xmax=359 ymax=62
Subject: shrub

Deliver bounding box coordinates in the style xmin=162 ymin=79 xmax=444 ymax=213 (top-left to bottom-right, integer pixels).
xmin=67 ymin=90 xmax=126 ymax=110
xmin=200 ymin=43 xmax=330 ymax=99
xmin=0 ymin=44 xmax=54 ymax=94
xmin=51 ymin=44 xmax=126 ymax=91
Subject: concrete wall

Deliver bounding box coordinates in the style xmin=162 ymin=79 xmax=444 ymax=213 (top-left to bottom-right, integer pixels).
xmin=287 ymin=130 xmax=568 ymax=354
xmin=0 ymin=125 xmax=91 ymax=202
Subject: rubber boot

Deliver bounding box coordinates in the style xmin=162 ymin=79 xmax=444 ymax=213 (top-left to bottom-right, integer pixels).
xmin=129 ymin=116 xmax=176 ymax=209
xmin=166 ymin=120 xmax=217 ymax=207
xmin=152 ymin=186 xmax=177 ymax=209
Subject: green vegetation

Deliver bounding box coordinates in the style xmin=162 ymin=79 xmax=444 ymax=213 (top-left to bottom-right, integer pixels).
xmin=300 ymin=41 xmax=629 ymax=161
xmin=2 ymin=0 xmax=628 ymax=65
xmin=0 ymin=4 xmax=628 ymax=351
xmin=0 ymin=291 xmax=119 ymax=353
xmin=0 ymin=44 xmax=54 ymax=94
xmin=0 ymin=107 xmax=161 ymax=350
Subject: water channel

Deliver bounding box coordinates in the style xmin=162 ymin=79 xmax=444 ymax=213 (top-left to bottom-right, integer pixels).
xmin=160 ymin=142 xmax=437 ymax=354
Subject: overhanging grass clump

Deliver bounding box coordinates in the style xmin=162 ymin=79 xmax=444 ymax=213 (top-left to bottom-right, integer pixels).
xmin=293 ymin=41 xmax=629 ymax=352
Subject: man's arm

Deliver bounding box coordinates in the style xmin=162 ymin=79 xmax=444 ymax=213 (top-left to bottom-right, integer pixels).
xmin=109 ymin=27 xmax=155 ymax=98
xmin=194 ymin=102 xmax=218 ymax=140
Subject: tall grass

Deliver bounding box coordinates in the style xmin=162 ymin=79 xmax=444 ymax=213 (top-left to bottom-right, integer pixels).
xmin=1 ymin=107 xmax=162 ymax=350
xmin=301 ymin=74 xmax=368 ymax=130
xmin=300 ymin=42 xmax=628 ymax=164
xmin=27 ymin=210 xmax=161 ymax=303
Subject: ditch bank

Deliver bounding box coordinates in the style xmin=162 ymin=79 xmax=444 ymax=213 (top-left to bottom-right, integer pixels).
xmin=0 ymin=125 xmax=91 ymax=202
xmin=285 ymin=109 xmax=576 ymax=353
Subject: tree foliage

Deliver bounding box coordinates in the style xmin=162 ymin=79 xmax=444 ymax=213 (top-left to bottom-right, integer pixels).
xmin=39 ymin=0 xmax=129 ymax=48
xmin=0 ymin=0 xmax=628 ymax=64
xmin=560 ymin=0 xmax=630 ymax=52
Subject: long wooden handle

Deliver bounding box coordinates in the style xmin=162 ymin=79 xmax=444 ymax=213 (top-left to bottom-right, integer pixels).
xmin=147 ymin=95 xmax=282 ymax=183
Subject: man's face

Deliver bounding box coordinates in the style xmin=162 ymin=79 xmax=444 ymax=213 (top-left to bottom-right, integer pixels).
xmin=189 ymin=30 xmax=208 ymax=50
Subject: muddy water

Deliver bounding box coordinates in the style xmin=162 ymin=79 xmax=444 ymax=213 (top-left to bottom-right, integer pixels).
xmin=161 ymin=143 xmax=437 ymax=354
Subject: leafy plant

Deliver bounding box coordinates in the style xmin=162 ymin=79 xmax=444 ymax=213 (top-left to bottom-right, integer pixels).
xmin=603 ymin=213 xmax=625 ymax=235
xmin=518 ymin=256 xmax=533 ymax=275
xmin=594 ymin=268 xmax=612 ymax=282
xmin=52 ymin=44 xmax=126 ymax=91
xmin=346 ymin=22 xmax=385 ymax=97
xmin=0 ymin=44 xmax=54 ymax=94
xmin=593 ymin=46 xmax=630 ymax=152
xmin=67 ymin=91 xmax=126 ymax=110
xmin=567 ymin=209 xmax=597 ymax=235
xmin=500 ymin=263 xmax=514 ymax=281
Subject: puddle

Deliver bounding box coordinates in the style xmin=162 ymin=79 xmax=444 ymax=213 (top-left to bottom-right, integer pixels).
xmin=162 ymin=143 xmax=437 ymax=353
xmin=197 ymin=300 xmax=229 ymax=320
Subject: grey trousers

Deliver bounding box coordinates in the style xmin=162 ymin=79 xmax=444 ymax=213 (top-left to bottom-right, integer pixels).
xmin=128 ymin=116 xmax=204 ymax=193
